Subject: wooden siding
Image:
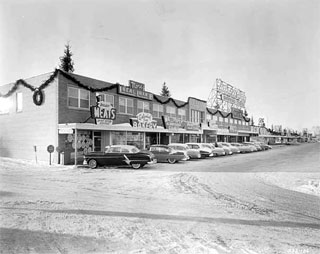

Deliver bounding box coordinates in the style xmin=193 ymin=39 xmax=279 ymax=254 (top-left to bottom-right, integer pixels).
xmin=0 ymin=73 xmax=58 ymax=163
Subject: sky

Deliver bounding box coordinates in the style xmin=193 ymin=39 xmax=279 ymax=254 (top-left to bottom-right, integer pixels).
xmin=1 ymin=0 xmax=319 ymax=131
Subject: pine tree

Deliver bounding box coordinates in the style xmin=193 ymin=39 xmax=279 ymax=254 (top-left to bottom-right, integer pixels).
xmin=59 ymin=43 xmax=74 ymax=72
xmin=160 ymin=82 xmax=171 ymax=97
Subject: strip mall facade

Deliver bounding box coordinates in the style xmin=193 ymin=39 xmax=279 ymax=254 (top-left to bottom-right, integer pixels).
xmin=0 ymin=70 xmax=292 ymax=164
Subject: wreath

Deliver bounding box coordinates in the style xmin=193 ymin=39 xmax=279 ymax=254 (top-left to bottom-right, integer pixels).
xmin=33 ymin=89 xmax=44 ymax=106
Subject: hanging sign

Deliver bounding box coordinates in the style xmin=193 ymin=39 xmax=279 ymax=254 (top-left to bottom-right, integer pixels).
xmin=91 ymin=101 xmax=116 ymax=125
xmin=130 ymin=112 xmax=157 ymax=129
xmin=162 ymin=116 xmax=182 ymax=131
xmin=181 ymin=121 xmax=200 ymax=131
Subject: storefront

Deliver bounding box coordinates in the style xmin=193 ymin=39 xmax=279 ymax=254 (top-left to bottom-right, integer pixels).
xmin=161 ymin=115 xmax=202 ymax=144
xmin=58 ymin=122 xmax=171 ymax=164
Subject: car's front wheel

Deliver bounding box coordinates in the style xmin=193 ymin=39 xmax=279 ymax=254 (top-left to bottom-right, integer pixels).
xmin=88 ymin=159 xmax=97 ymax=169
xmin=168 ymin=158 xmax=176 ymax=164
xmin=131 ymin=163 xmax=142 ymax=169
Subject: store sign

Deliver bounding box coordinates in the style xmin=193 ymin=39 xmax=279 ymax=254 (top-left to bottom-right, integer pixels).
xmin=229 ymin=125 xmax=237 ymax=133
xmin=118 ymin=85 xmax=153 ymax=100
xmin=129 ymin=80 xmax=145 ymax=90
xmin=59 ymin=128 xmax=73 ymax=134
xmin=162 ymin=116 xmax=182 ymax=131
xmin=130 ymin=112 xmax=157 ymax=129
xmin=231 ymin=108 xmax=243 ymax=120
xmin=91 ymin=101 xmax=116 ymax=125
xmin=218 ymin=128 xmax=230 ymax=134
xmin=208 ymin=120 xmax=218 ymax=130
xmin=181 ymin=121 xmax=200 ymax=131
xmin=237 ymin=125 xmax=251 ymax=131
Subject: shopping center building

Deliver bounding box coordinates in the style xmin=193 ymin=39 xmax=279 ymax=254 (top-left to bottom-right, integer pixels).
xmin=0 ymin=69 xmax=291 ymax=164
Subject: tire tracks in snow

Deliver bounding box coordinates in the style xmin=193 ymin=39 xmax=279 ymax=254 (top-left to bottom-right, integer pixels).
xmin=170 ymin=173 xmax=274 ymax=215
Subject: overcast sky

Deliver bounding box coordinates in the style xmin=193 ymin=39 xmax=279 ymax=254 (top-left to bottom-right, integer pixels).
xmin=1 ymin=0 xmax=319 ymax=131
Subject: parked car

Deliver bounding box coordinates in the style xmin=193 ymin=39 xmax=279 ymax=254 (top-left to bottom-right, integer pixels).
xmin=149 ymin=144 xmax=186 ymax=163
xmin=244 ymin=142 xmax=262 ymax=151
xmin=83 ymin=145 xmax=156 ymax=169
xmin=242 ymin=143 xmax=258 ymax=152
xmin=230 ymin=143 xmax=254 ymax=153
xmin=186 ymin=143 xmax=213 ymax=158
xmin=217 ymin=142 xmax=233 ymax=155
xmin=221 ymin=142 xmax=240 ymax=154
xmin=205 ymin=143 xmax=226 ymax=156
xmin=254 ymin=142 xmax=270 ymax=150
xmin=168 ymin=143 xmax=201 ymax=159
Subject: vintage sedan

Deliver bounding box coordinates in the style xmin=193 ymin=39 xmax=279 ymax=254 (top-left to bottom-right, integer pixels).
xmin=149 ymin=144 xmax=187 ymax=163
xmin=83 ymin=145 xmax=156 ymax=169
xmin=186 ymin=143 xmax=213 ymax=158
xmin=230 ymin=143 xmax=254 ymax=153
xmin=221 ymin=142 xmax=240 ymax=154
xmin=216 ymin=142 xmax=233 ymax=155
xmin=168 ymin=143 xmax=201 ymax=159
xmin=204 ymin=143 xmax=226 ymax=156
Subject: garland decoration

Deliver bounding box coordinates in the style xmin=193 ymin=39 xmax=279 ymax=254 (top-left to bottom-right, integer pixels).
xmin=0 ymin=69 xmax=120 ymax=106
xmin=58 ymin=70 xmax=119 ymax=92
xmin=33 ymin=89 xmax=44 ymax=106
xmin=153 ymin=94 xmax=188 ymax=108
xmin=206 ymin=107 xmax=251 ymax=122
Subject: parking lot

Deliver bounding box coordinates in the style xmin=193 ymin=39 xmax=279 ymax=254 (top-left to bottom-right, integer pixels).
xmin=0 ymin=143 xmax=319 ymax=253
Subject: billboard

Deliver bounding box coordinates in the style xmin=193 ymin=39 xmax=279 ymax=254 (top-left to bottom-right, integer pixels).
xmin=216 ymin=79 xmax=246 ymax=108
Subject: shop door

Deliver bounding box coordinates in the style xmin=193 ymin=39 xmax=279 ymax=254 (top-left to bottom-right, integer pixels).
xmin=93 ymin=131 xmax=102 ymax=151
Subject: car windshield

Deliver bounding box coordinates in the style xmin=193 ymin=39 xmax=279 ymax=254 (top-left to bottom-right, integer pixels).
xmin=176 ymin=146 xmax=186 ymax=150
xmin=187 ymin=144 xmax=199 ymax=149
xmin=202 ymin=144 xmax=211 ymax=148
xmin=106 ymin=147 xmax=121 ymax=153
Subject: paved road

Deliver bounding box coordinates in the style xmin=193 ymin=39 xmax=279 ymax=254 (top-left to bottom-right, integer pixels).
xmin=150 ymin=142 xmax=320 ymax=172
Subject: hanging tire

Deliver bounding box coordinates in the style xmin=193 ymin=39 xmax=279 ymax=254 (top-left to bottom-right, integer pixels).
xmin=131 ymin=163 xmax=142 ymax=169
xmin=168 ymin=158 xmax=176 ymax=164
xmin=88 ymin=159 xmax=97 ymax=169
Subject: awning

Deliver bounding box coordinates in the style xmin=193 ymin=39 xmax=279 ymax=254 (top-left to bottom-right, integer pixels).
xmin=58 ymin=123 xmax=203 ymax=134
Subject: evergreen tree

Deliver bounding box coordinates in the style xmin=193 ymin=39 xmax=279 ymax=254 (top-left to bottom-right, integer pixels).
xmin=59 ymin=43 xmax=74 ymax=72
xmin=160 ymin=82 xmax=171 ymax=97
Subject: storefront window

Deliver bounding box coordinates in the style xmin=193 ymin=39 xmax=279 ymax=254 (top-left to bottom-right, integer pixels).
xmin=119 ymin=97 xmax=133 ymax=114
xmin=178 ymin=108 xmax=186 ymax=121
xmin=111 ymin=131 xmax=144 ymax=149
xmin=97 ymin=93 xmax=114 ymax=106
xmin=166 ymin=106 xmax=176 ymax=117
xmin=138 ymin=100 xmax=150 ymax=113
xmin=68 ymin=87 xmax=90 ymax=109
xmin=153 ymin=103 xmax=163 ymax=118
xmin=191 ymin=109 xmax=202 ymax=123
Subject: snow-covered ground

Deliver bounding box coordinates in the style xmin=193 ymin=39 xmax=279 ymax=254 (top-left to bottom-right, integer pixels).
xmin=0 ymin=143 xmax=319 ymax=253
